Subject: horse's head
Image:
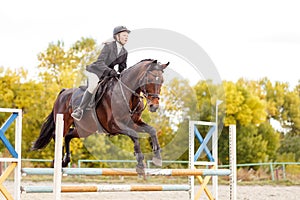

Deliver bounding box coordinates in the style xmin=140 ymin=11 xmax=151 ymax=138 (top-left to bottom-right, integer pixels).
xmin=139 ymin=60 xmax=169 ymax=112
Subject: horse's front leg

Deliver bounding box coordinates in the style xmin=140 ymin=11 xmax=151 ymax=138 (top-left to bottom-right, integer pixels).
xmin=128 ymin=135 xmax=146 ymax=176
xmin=148 ymin=126 xmax=162 ymax=167
xmin=134 ymin=122 xmax=162 ymax=167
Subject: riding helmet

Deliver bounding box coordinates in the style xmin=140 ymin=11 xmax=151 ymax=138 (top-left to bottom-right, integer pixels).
xmin=113 ymin=26 xmax=131 ymax=36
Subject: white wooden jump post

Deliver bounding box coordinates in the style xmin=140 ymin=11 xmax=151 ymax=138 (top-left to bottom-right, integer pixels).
xmin=189 ymin=121 xmax=237 ymax=200
xmin=188 ymin=99 xmax=236 ymax=200
xmin=0 ymin=108 xmax=22 ymax=200
xmin=54 ymin=114 xmax=64 ymax=200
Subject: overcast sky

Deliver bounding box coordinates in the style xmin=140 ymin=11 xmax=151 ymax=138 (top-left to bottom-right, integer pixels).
xmin=1 ymin=0 xmax=299 ymax=88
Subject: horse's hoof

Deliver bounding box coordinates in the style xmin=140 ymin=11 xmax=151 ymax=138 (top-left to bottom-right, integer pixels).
xmin=62 ymin=157 xmax=71 ymax=168
xmin=62 ymin=161 xmax=69 ymax=168
xmin=152 ymin=157 xmax=162 ymax=167
xmin=136 ymin=165 xmax=145 ymax=176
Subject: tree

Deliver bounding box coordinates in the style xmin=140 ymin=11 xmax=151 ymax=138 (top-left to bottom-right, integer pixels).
xmin=0 ymin=67 xmax=47 ymax=159
xmin=213 ymin=79 xmax=270 ymax=164
xmin=26 ymin=38 xmax=100 ymax=162
xmin=237 ymin=124 xmax=268 ymax=163
xmin=257 ymin=122 xmax=280 ymax=161
xmin=278 ymin=135 xmax=300 ymax=161
xmin=3 ymin=35 xmax=299 ymax=167
xmin=282 ymin=90 xmax=300 ymax=136
xmin=257 ymin=78 xmax=300 ymax=163
xmin=144 ymin=78 xmax=198 ymax=162
xmin=258 ymin=78 xmax=299 ymax=132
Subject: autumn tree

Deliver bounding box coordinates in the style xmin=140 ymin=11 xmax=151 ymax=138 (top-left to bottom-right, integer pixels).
xmin=1 ymin=36 xmax=299 ymax=167
xmin=27 ymin=38 xmax=100 ymax=162
xmin=197 ymin=79 xmax=280 ymax=164
xmin=0 ymin=67 xmax=45 ymax=158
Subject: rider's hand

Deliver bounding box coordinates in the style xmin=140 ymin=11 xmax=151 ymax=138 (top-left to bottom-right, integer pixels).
xmin=109 ymin=70 xmax=118 ymax=77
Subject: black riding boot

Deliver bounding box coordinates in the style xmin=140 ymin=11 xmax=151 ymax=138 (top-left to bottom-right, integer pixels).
xmin=71 ymin=91 xmax=92 ymax=121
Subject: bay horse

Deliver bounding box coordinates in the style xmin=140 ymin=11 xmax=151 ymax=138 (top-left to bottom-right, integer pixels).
xmin=32 ymin=59 xmax=169 ymax=175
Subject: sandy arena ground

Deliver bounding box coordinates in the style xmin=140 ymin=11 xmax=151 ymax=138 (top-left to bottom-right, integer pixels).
xmin=2 ymin=181 xmax=300 ymax=200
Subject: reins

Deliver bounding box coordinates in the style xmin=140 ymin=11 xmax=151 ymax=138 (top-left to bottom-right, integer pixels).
xmin=115 ymin=61 xmax=164 ymax=116
xmin=116 ymin=77 xmax=147 ymax=116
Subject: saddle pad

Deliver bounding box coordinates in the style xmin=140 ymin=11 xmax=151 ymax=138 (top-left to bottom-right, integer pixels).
xmin=70 ymin=86 xmax=106 ymax=136
xmin=70 ymin=77 xmax=115 ymax=136
xmin=71 ymin=87 xmax=86 ymax=110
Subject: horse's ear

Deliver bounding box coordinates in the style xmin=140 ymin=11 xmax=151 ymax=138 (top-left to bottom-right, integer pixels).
xmin=161 ymin=62 xmax=169 ymax=70
xmin=148 ymin=59 xmax=158 ymax=69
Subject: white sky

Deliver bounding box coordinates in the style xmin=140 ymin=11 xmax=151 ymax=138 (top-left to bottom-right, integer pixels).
xmin=1 ymin=0 xmax=299 ymax=88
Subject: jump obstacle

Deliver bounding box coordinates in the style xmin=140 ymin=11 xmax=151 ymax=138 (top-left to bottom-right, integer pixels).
xmin=21 ymin=168 xmax=231 ymax=176
xmin=0 ymin=108 xmax=22 ymax=200
xmin=0 ymin=108 xmax=237 ymax=200
xmin=22 ymin=184 xmax=191 ymax=193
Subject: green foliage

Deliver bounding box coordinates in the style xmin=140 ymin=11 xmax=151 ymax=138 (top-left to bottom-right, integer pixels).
xmin=1 ymin=36 xmax=299 ymax=167
xmin=37 ymin=38 xmax=99 ymax=88
xmin=258 ymin=78 xmax=300 ymax=135
xmin=143 ymin=78 xmax=198 ymax=162
xmin=258 ymin=122 xmax=280 ymax=161
xmin=282 ymin=91 xmax=300 ymax=136
xmin=0 ymin=67 xmax=46 ymax=157
xmin=278 ymin=135 xmax=300 ymax=161
xmin=163 ymin=78 xmax=198 ymax=120
xmin=193 ymin=80 xmax=225 ymax=122
xmin=237 ymin=124 xmax=268 ymax=163
xmin=223 ymin=79 xmax=267 ymax=126
xmin=276 ymin=152 xmax=296 ymax=162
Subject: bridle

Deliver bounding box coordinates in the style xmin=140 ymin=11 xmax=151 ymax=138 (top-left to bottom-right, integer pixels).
xmin=117 ymin=66 xmax=163 ymax=116
xmin=139 ymin=68 xmax=163 ymax=100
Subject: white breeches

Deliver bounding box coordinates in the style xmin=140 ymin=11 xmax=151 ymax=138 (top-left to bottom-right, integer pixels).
xmin=85 ymin=70 xmax=99 ymax=93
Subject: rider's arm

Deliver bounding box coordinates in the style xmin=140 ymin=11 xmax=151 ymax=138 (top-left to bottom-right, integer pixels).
xmin=93 ymin=43 xmax=110 ymax=69
xmin=118 ymin=52 xmax=127 ymax=73
xmin=86 ymin=43 xmax=114 ymax=78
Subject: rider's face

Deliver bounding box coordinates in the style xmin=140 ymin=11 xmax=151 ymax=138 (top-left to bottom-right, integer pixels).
xmin=117 ymin=32 xmax=129 ymax=45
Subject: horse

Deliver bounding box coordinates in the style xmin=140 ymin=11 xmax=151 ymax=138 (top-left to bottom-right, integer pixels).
xmin=32 ymin=59 xmax=169 ymax=175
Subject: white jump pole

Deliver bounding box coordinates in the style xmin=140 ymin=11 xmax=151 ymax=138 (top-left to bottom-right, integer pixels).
xmin=53 ymin=114 xmax=64 ymax=200
xmin=229 ymin=125 xmax=237 ymax=200
xmin=15 ymin=109 xmax=22 ymax=200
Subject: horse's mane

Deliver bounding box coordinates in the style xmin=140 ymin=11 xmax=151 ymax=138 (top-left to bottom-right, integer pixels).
xmin=132 ymin=58 xmax=154 ymax=67
xmin=121 ymin=59 xmax=154 ymax=75
xmin=139 ymin=58 xmax=154 ymax=63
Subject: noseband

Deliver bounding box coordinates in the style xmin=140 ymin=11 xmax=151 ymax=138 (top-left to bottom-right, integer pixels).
xmin=139 ymin=68 xmax=163 ymax=100
xmin=117 ymin=65 xmax=163 ymax=115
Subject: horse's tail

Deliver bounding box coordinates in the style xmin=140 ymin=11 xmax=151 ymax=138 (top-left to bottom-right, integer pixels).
xmin=31 ymin=109 xmax=55 ymax=150
xmin=31 ymin=89 xmax=66 ymax=150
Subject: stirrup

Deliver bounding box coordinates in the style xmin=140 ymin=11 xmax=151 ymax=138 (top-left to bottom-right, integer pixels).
xmin=71 ymin=109 xmax=83 ymax=121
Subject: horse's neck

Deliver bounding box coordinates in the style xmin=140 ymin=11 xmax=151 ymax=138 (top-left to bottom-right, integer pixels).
xmin=121 ymin=69 xmax=143 ymax=90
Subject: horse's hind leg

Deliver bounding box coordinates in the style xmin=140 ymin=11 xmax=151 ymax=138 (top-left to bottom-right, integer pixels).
xmin=62 ymin=128 xmax=79 ymax=167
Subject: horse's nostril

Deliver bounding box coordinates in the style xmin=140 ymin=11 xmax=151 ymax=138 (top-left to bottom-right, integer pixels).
xmin=149 ymin=104 xmax=159 ymax=112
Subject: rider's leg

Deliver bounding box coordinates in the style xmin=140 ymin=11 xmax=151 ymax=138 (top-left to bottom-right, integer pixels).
xmin=71 ymin=71 xmax=99 ymax=121
xmin=71 ymin=90 xmax=92 ymax=121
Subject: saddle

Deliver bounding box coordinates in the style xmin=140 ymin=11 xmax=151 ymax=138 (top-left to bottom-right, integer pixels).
xmin=70 ymin=77 xmax=114 ymax=136
xmin=71 ymin=78 xmax=109 ymax=110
